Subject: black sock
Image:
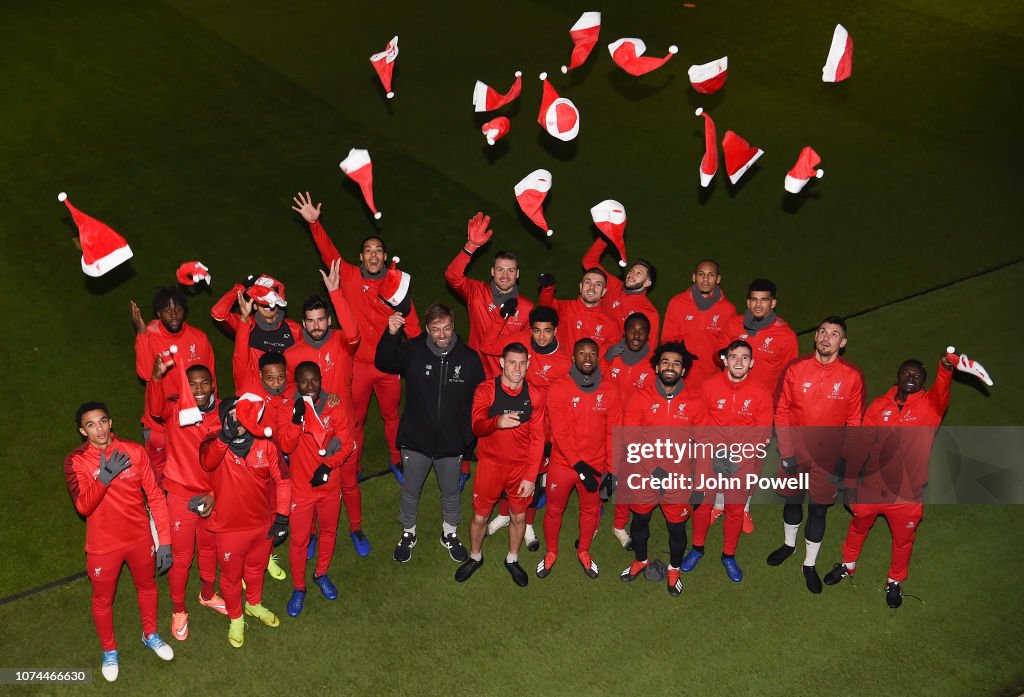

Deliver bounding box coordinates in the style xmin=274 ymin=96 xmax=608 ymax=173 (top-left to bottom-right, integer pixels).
xmin=721 ymin=553 xmax=734 ymax=560
xmin=692 ymin=545 xmax=705 ymax=554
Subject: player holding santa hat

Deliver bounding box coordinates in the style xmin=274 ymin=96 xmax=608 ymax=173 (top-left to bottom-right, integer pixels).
xmin=131 ymin=287 xmax=216 ymax=484
xmin=292 ymin=192 xmax=422 ymax=484
xmin=445 ymin=211 xmax=535 ymax=378
xmin=580 ymin=235 xmax=660 ymax=345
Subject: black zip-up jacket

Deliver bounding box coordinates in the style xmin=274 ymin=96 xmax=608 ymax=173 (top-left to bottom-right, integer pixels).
xmin=375 ymin=330 xmax=485 ymax=458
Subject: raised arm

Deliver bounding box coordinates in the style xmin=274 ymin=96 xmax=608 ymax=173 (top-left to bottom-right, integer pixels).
xmin=292 ymin=191 xmax=343 ymax=266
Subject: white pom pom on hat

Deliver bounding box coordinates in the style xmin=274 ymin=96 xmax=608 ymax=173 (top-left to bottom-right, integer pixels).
xmin=264 ymin=426 xmax=273 ymax=438
xmin=58 ymin=192 xmax=68 ymax=202
xmin=669 ymin=45 xmax=679 ymax=54
xmin=319 ymin=449 xmax=327 ymax=456
xmin=169 ymin=344 xmax=179 ymax=354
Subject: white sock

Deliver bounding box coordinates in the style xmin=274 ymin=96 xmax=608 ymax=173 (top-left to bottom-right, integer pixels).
xmin=844 ymin=561 xmax=857 ymax=571
xmin=783 ymin=523 xmax=800 ymax=547
xmin=887 ymin=577 xmax=899 ymax=585
xmin=470 ymin=552 xmax=482 ymax=561
xmin=404 ymin=526 xmax=416 ymax=536
xmin=506 ymin=552 xmax=517 ymax=563
xmin=804 ymin=539 xmax=821 ymax=566
xmin=744 ymin=496 xmax=752 ymax=512
xmin=442 ymin=522 xmax=457 ymax=536
xmin=714 ymin=492 xmax=725 ymax=508
xmin=668 ymin=565 xmax=679 ymax=571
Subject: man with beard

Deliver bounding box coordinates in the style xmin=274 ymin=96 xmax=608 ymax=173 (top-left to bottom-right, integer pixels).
xmin=456 ymin=343 xmax=545 ymax=586
xmin=768 ymin=316 xmax=865 ymax=593
xmin=285 ymin=261 xmax=369 ymax=557
xmin=277 ymin=362 xmax=357 ymax=616
xmin=65 ymin=402 xmax=173 ymax=681
xmin=483 ymin=306 xmax=571 ymax=550
xmin=602 ymin=312 xmax=655 ymax=549
xmin=823 ymin=353 xmax=956 ymax=608
xmin=683 ymin=341 xmax=773 ymax=583
xmin=723 ymin=279 xmax=798 ymax=397
xmin=445 ymin=212 xmax=535 ymax=378
xmin=131 ymin=287 xmax=216 ymax=483
xmin=293 ymin=192 xmax=422 ymax=483
xmin=581 ymin=237 xmax=660 ymax=343
xmin=538 ymin=339 xmax=623 ymax=580
xmin=619 ymin=342 xmax=704 ymax=597
xmin=375 ymin=304 xmax=484 ymax=564
xmin=212 ymin=274 xmax=300 ymax=393
xmin=146 ymin=357 xmax=225 ymax=639
xmin=661 ymin=260 xmax=737 ymax=388
xmin=537 ymin=268 xmax=623 ymax=353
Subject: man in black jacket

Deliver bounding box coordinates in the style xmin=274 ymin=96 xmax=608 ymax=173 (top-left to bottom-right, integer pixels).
xmin=375 ymin=303 xmax=485 ymax=564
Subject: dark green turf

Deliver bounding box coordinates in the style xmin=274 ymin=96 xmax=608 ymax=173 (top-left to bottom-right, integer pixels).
xmin=1 ymin=0 xmax=1022 ymax=694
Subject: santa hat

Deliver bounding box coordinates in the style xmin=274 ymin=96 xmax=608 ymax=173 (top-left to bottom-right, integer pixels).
xmin=340 ymin=148 xmax=382 ymax=219
xmin=235 ymin=393 xmax=273 ymax=438
xmin=784 ymin=147 xmax=824 ymax=194
xmin=688 ymin=56 xmax=728 ymax=94
xmin=514 ymin=169 xmax=554 ymax=237
xmin=58 ymin=192 xmax=133 ymax=277
xmin=946 ymin=347 xmax=995 ymax=387
xmin=166 ymin=344 xmax=203 ymax=427
xmin=246 ymin=275 xmax=287 ymax=308
xmin=537 ymin=74 xmax=580 ymax=141
xmin=822 ymin=24 xmax=853 ymax=82
xmin=176 ymin=260 xmax=211 ymax=286
xmin=561 ymin=12 xmax=601 ymax=74
xmin=590 ymin=200 xmax=627 ymax=267
xmin=473 ymin=71 xmax=522 ymax=112
xmin=695 ymin=109 xmax=718 ymax=188
xmin=722 ymin=131 xmax=764 ymax=184
xmin=370 ymin=35 xmax=399 ymax=98
xmin=481 ymin=116 xmax=511 ymax=146
xmin=302 ymin=396 xmax=331 ymax=455
xmin=378 ymin=257 xmax=411 ymax=310
xmin=607 ymin=38 xmax=678 ymax=76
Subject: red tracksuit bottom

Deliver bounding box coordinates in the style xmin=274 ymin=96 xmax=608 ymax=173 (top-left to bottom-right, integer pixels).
xmin=352 ymin=360 xmax=401 ymax=467
xmin=86 ymin=541 xmax=158 ymax=651
xmin=692 ymin=504 xmax=744 ymax=555
xmin=289 ymin=493 xmax=342 ymax=590
xmin=544 ymin=465 xmax=602 ymax=555
xmin=841 ymin=503 xmax=923 ymax=582
xmin=216 ymin=526 xmax=272 ymax=620
xmin=166 ymin=493 xmax=217 ymax=613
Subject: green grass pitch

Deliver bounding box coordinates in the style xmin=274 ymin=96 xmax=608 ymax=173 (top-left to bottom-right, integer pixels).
xmin=0 ymin=0 xmax=1022 ymax=694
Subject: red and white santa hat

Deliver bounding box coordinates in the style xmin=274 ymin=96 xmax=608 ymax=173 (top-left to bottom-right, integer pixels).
xmin=784 ymin=146 xmax=824 ymax=193
xmin=561 ymin=12 xmax=601 ymax=74
xmin=58 ymin=192 xmax=133 ymax=277
xmin=608 ymin=38 xmax=678 ymax=76
xmin=370 ymin=35 xmax=399 ymax=98
xmin=722 ymin=131 xmax=764 ymax=184
xmin=481 ymin=116 xmax=511 ymax=146
xmin=473 ymin=71 xmax=523 ymax=112
xmin=302 ymin=395 xmax=331 ymax=455
xmin=166 ymin=344 xmax=203 ymax=427
xmin=176 ymin=260 xmax=211 ymax=286
xmin=340 ymin=148 xmax=382 ymax=220
xmin=695 ymin=108 xmax=718 ymax=187
xmin=537 ymin=74 xmax=580 ymax=141
xmin=514 ymin=169 xmax=554 ymax=237
xmin=246 ymin=275 xmax=287 ymax=308
xmin=688 ymin=56 xmax=728 ymax=94
xmin=822 ymin=24 xmax=852 ymax=83
xmin=378 ymin=257 xmax=411 ymax=308
xmin=235 ymin=393 xmax=273 ymax=437
xmin=590 ymin=200 xmax=627 ymax=267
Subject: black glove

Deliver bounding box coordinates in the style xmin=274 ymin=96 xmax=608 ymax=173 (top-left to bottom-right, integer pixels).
xmin=650 ymin=466 xmax=669 ymax=491
xmin=829 ymin=457 xmax=848 ymax=485
xmin=220 ymin=411 xmax=240 ymax=442
xmin=267 ymin=514 xmax=289 ymax=547
xmin=538 ymin=273 xmax=556 ymax=289
xmin=572 ymin=461 xmax=600 ymax=493
xmin=97 ymin=449 xmax=132 ymax=485
xmin=155 ymin=544 xmax=172 ymax=574
xmin=499 ymin=297 xmax=518 ymax=319
xmin=291 ymin=398 xmax=306 ymax=425
xmin=712 ymin=456 xmax=738 ymax=477
xmin=780 ymin=456 xmax=799 ymax=474
xmin=187 ymin=494 xmax=214 ymax=517
xmin=311 ymin=463 xmax=332 ymax=488
xmin=242 ymin=274 xmax=259 ymax=290
xmin=599 ymin=473 xmax=617 ymax=501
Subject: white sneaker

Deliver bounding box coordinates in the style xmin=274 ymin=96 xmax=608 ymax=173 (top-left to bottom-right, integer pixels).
xmin=486 ymin=515 xmax=511 ymax=537
xmin=612 ymin=527 xmax=632 ymax=549
xmin=524 ymin=524 xmax=539 ymax=551
xmin=101 ymin=650 xmax=119 ymax=682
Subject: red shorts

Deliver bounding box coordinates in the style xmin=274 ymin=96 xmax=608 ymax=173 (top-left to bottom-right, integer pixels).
xmin=628 ymin=503 xmax=692 ymax=524
xmin=472 ymin=459 xmax=533 ymax=516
